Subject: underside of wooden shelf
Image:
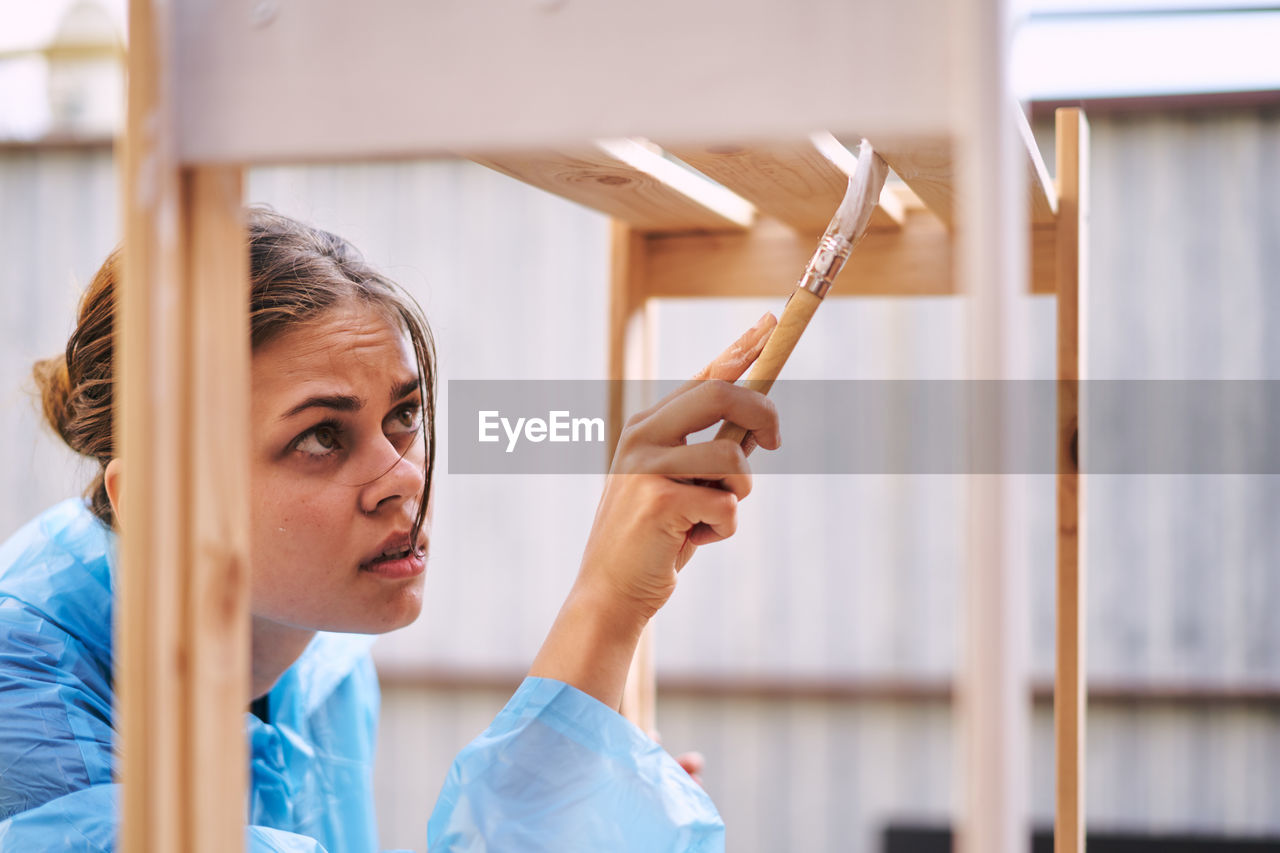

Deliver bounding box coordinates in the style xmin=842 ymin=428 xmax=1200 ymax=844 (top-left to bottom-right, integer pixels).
xmin=466 ymin=110 xmax=1059 ymax=297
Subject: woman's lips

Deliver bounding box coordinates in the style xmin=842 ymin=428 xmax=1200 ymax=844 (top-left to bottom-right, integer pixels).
xmin=360 ymin=549 xmax=426 ymax=579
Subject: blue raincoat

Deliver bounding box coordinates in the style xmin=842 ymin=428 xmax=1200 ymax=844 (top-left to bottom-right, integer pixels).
xmin=0 ymin=499 xmax=724 ymax=851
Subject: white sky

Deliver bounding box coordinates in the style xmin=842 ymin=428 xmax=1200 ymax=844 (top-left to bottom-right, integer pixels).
xmin=0 ymin=0 xmax=125 ymax=53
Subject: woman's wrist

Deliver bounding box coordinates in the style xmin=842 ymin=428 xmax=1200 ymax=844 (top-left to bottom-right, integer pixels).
xmin=528 ymin=579 xmax=651 ymax=711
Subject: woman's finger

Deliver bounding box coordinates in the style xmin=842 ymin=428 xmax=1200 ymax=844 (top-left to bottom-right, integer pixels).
xmin=676 ymin=751 xmax=706 ymax=786
xmin=630 ymin=312 xmax=776 ymax=424
xmin=666 ymin=483 xmax=738 ymax=547
xmin=637 ymin=380 xmax=781 ymax=451
xmin=650 ymin=441 xmax=753 ymax=500
xmin=690 ymin=312 xmax=777 ymax=383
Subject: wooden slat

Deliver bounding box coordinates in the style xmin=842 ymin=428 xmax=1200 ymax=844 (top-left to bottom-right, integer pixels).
xmin=120 ymin=0 xmax=184 ymax=847
xmin=185 ymin=165 xmax=251 ymax=853
xmin=1030 ymin=224 xmax=1057 ymax=294
xmin=643 ymin=211 xmax=955 ymax=299
xmin=378 ymin=664 xmax=1280 ymax=708
xmin=665 ymin=137 xmax=904 ymax=232
xmin=121 ymin=3 xmax=248 ymax=850
xmin=175 ymin=0 xmax=952 ymax=164
xmin=1021 ymin=108 xmax=1059 ymax=225
xmin=470 ymin=147 xmax=752 ymax=231
xmin=872 ymin=109 xmax=1057 ymax=228
xmin=1054 ymin=106 xmax=1088 ymax=853
xmin=608 ymin=220 xmax=657 ymax=732
xmin=874 ymin=136 xmax=957 ymax=226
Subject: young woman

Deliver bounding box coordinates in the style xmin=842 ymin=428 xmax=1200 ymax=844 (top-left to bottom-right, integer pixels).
xmin=0 ymin=209 xmax=779 ymax=851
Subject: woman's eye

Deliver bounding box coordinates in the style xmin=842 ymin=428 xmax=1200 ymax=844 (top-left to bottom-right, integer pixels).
xmin=388 ymin=403 xmax=422 ymax=435
xmin=294 ymin=424 xmax=342 ymax=457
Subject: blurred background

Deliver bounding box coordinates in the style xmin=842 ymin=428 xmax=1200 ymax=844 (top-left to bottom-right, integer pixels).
xmin=1 ymin=2 xmax=1277 ymax=851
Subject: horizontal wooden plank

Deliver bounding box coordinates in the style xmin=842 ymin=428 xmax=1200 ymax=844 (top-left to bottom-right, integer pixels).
xmin=174 ymin=0 xmax=950 ymax=163
xmin=873 ymin=136 xmax=957 ymax=226
xmin=869 ymin=111 xmax=1057 ymax=228
xmin=375 ymin=663 xmax=1280 ymax=708
xmin=642 ymin=216 xmax=1055 ymax=299
xmin=470 ymin=146 xmax=752 ymax=231
xmin=665 ymin=136 xmax=904 ymax=233
xmin=642 ymin=210 xmax=955 ymax=299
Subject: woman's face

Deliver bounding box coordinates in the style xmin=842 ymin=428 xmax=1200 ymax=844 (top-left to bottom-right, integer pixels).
xmin=249 ymin=300 xmax=430 ymax=635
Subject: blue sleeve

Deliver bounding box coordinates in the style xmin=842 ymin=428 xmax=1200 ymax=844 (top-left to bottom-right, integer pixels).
xmin=0 ymin=784 xmax=336 ymax=853
xmin=0 ymin=599 xmax=373 ymax=853
xmin=0 ymin=597 xmax=115 ymax=821
xmin=427 ymin=677 xmax=724 ymax=853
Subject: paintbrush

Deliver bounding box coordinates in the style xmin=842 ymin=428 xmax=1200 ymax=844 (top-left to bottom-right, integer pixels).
xmin=715 ymin=139 xmax=890 ymax=447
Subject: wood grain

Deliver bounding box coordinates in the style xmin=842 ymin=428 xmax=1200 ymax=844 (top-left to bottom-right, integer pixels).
xmin=609 ymin=219 xmax=657 ymax=731
xmin=470 ymin=148 xmax=751 ymax=231
xmin=119 ymin=0 xmax=185 ymax=847
xmin=1054 ymin=106 xmax=1088 ymax=853
xmin=120 ymin=4 xmax=248 ymax=849
xmin=873 ymin=109 xmax=1056 ymax=229
xmin=185 ymin=165 xmax=251 ymax=853
xmin=667 ymin=139 xmax=904 ymax=233
xmin=644 ymin=212 xmax=956 ymax=299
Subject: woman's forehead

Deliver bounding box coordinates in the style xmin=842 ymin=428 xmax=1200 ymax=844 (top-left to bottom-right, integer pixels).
xmin=252 ymin=302 xmax=418 ymax=400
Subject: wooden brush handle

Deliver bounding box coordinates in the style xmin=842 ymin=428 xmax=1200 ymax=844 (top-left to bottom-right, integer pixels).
xmin=715 ymin=287 xmax=823 ymax=446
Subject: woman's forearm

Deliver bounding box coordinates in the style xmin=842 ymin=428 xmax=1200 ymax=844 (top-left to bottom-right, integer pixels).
xmin=528 ymin=580 xmax=648 ymax=711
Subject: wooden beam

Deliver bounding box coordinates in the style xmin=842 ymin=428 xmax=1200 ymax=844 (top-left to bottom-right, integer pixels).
xmin=120 ymin=0 xmax=183 ymax=848
xmin=469 ymin=146 xmax=752 ymax=232
xmin=185 ymin=165 xmax=251 ymax=853
xmin=121 ymin=3 xmax=248 ymax=851
xmin=174 ymin=0 xmax=952 ymax=164
xmin=1020 ymin=108 xmax=1059 ymax=225
xmin=874 ymin=136 xmax=957 ymax=226
xmin=1030 ymin=224 xmax=1057 ymax=294
xmin=665 ymin=135 xmax=904 ymax=233
xmin=1054 ymin=106 xmax=1088 ymax=853
xmin=643 ymin=212 xmax=954 ymax=299
xmin=607 ymin=220 xmax=657 ymax=732
xmin=872 ymin=108 xmax=1056 ymax=229
xmin=377 ymin=664 xmax=1280 ymax=708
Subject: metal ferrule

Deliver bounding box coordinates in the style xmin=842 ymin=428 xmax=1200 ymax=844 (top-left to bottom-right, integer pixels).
xmin=797 ymin=231 xmax=853 ymax=298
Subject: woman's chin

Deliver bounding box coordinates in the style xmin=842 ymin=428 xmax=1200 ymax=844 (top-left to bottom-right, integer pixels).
xmin=324 ymin=578 xmax=426 ymax=635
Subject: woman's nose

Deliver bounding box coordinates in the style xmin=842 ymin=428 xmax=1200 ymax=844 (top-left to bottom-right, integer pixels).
xmin=357 ymin=438 xmax=427 ymax=515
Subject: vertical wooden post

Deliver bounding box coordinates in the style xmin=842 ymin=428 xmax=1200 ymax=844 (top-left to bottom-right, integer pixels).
xmin=608 ymin=220 xmax=657 ymax=734
xmin=1054 ymin=106 xmax=1088 ymax=853
xmin=953 ymin=0 xmax=1029 ymax=851
xmin=185 ymin=165 xmax=252 ymax=853
xmin=120 ymin=1 xmax=250 ymax=850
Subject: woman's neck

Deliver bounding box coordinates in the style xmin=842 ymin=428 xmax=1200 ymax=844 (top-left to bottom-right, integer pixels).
xmin=250 ymin=617 xmax=316 ymax=700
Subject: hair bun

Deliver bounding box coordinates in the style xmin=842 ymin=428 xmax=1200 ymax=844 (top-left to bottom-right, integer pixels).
xmin=32 ymin=355 xmax=77 ymax=449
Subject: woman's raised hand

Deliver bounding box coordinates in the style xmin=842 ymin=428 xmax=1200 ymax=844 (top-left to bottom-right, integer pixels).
xmin=576 ymin=312 xmax=782 ymax=621
xmin=530 ymin=313 xmax=780 ymax=710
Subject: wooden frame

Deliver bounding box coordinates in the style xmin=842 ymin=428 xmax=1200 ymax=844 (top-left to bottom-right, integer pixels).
xmin=120 ymin=1 xmax=1084 ymax=851
xmin=119 ymin=3 xmax=250 ymax=851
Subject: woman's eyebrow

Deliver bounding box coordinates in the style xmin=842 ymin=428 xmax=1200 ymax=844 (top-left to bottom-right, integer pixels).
xmin=391 ymin=377 xmax=420 ymax=401
xmin=280 ymin=393 xmax=363 ymax=420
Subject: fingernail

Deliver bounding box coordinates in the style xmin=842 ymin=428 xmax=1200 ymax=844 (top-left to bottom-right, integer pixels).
xmin=751 ymin=311 xmax=773 ymax=331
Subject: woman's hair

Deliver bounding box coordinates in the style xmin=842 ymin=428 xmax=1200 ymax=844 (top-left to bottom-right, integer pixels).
xmin=32 ymin=208 xmax=437 ymax=535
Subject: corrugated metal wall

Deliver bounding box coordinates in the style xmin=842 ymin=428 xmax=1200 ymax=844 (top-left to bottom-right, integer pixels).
xmin=2 ymin=105 xmax=1277 ymax=852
